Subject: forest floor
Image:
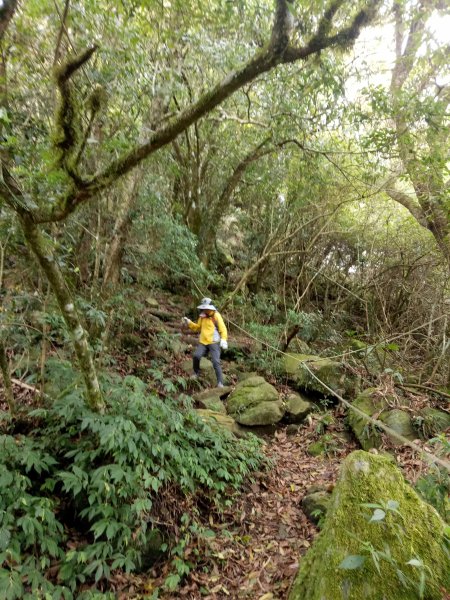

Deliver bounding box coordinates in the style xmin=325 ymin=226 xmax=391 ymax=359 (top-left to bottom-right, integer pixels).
xmin=112 ymin=409 xmax=432 ymax=600
xmin=1 ymin=294 xmax=446 ymax=600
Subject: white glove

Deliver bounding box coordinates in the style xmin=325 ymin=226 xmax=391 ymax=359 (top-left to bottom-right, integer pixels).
xmin=220 ymin=339 xmax=228 ymax=350
xmin=182 ymin=317 xmax=190 ymax=325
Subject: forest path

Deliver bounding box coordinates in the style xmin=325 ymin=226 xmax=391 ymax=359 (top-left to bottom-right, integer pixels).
xmin=150 ymin=417 xmax=358 ymax=600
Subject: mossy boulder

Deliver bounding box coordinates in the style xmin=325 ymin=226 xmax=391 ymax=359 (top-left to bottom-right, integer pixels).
xmin=181 ymin=358 xmax=219 ymax=386
xmin=348 ymin=388 xmax=386 ymax=450
xmin=285 ymin=392 xmax=314 ymax=424
xmin=195 ymin=409 xmax=244 ymax=437
xmin=145 ymin=297 xmax=159 ymax=308
xmin=289 ymin=451 xmax=450 ymax=600
xmin=193 ymin=389 xmax=230 ymax=414
xmin=226 ymin=376 xmax=284 ymax=426
xmin=283 ymin=353 xmax=348 ymax=397
xmin=379 ymin=409 xmax=416 ymax=445
xmin=301 ymin=490 xmax=331 ymax=526
xmin=198 ymin=396 xmax=226 ymax=414
xmin=418 ymin=407 xmax=450 ymax=438
xmin=349 ymin=390 xmax=415 ymax=449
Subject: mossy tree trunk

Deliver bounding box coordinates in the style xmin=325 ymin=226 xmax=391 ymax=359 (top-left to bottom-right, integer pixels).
xmin=0 ymin=339 xmax=15 ymax=413
xmin=102 ymin=172 xmax=140 ymax=291
xmin=20 ymin=214 xmax=105 ymax=413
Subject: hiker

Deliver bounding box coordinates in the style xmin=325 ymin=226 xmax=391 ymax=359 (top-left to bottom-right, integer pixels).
xmin=182 ymin=298 xmax=228 ymax=388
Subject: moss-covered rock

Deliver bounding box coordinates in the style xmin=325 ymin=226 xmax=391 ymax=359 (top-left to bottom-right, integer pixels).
xmin=283 ymin=353 xmax=347 ymax=397
xmin=301 ymin=490 xmax=331 ymax=526
xmin=285 ymin=392 xmax=314 ymax=423
xmin=195 ymin=409 xmax=244 ymax=437
xmin=226 ymin=376 xmax=284 ymax=426
xmin=181 ymin=358 xmax=219 ymax=386
xmin=380 ymin=409 xmax=416 ymax=445
xmin=194 ymin=387 xmax=231 ymax=414
xmin=145 ymin=297 xmax=159 ymax=308
xmin=198 ymin=396 xmax=226 ymax=414
xmin=348 ymin=388 xmax=386 ymax=450
xmin=289 ymin=451 xmax=450 ymax=600
xmin=418 ymin=407 xmax=450 ymax=438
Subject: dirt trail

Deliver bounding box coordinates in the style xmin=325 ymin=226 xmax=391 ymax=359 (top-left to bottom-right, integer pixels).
xmin=132 ymin=416 xmax=358 ymax=600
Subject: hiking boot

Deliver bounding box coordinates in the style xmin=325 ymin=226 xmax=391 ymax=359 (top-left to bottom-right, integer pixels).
xmin=217 ymin=382 xmax=224 ymax=388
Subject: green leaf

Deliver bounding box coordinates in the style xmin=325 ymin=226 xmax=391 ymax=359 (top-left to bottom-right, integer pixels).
xmin=406 ymin=558 xmax=423 ymax=568
xmin=0 ymin=529 xmax=11 ymax=552
xmin=385 ymin=343 xmax=399 ymax=351
xmin=370 ymin=509 xmax=386 ymax=522
xmin=386 ymin=500 xmax=399 ymax=511
xmin=338 ymin=555 xmax=366 ymax=570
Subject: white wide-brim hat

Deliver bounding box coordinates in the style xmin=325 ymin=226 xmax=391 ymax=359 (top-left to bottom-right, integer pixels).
xmin=197 ymin=303 xmax=217 ymax=311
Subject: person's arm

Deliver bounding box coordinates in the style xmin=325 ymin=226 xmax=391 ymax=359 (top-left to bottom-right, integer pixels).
xmin=215 ymin=313 xmax=227 ymax=341
xmin=188 ymin=317 xmax=201 ymax=332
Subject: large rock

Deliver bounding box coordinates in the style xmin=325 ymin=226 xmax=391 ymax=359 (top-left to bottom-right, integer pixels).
xmin=226 ymin=376 xmax=284 ymax=426
xmin=348 ymin=388 xmax=384 ymax=450
xmin=181 ymin=358 xmax=218 ymax=387
xmin=195 ymin=409 xmax=244 ymax=437
xmin=193 ymin=388 xmax=232 ymax=414
xmin=349 ymin=389 xmax=417 ymax=449
xmin=283 ymin=353 xmax=348 ymax=397
xmin=289 ymin=451 xmax=450 ymax=600
xmin=418 ymin=407 xmax=450 ymax=437
xmin=379 ymin=409 xmax=416 ymax=445
xmin=301 ymin=489 xmax=332 ymax=526
xmin=284 ymin=392 xmax=314 ymax=423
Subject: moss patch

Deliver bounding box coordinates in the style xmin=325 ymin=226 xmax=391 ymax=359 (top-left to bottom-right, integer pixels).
xmin=289 ymin=451 xmax=450 ymax=600
xmin=283 ymin=353 xmax=347 ymax=397
xmin=227 ymin=376 xmax=283 ymax=426
xmin=348 ymin=388 xmax=384 ymax=450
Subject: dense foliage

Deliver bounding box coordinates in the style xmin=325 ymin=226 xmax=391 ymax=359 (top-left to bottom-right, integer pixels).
xmin=0 ymin=365 xmax=264 ymax=598
xmin=0 ymin=0 xmax=449 ymax=596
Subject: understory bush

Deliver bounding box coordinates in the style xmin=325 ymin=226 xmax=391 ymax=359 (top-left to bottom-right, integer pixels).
xmin=415 ymin=435 xmax=450 ymax=522
xmin=0 ymin=366 xmax=265 ymax=598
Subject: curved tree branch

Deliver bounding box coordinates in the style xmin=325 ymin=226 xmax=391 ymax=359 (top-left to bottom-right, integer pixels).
xmin=34 ymin=0 xmax=381 ymax=223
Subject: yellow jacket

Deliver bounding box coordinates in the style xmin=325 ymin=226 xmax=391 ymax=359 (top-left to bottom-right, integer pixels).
xmin=188 ymin=312 xmax=228 ymax=345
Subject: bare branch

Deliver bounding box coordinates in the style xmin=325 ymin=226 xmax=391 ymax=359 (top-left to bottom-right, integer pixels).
xmin=53 ymin=0 xmax=70 ymax=66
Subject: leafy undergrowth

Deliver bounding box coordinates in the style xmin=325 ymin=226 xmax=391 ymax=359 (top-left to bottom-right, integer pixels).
xmin=0 ymin=368 xmax=266 ymax=599
xmin=108 ymin=414 xmax=359 ymax=599
xmin=107 ymin=412 xmax=449 ymax=599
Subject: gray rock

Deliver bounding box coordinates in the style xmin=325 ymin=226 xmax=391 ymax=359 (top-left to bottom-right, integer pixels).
xmin=285 ymin=392 xmax=314 ymax=423
xmin=195 ymin=409 xmax=244 ymax=437
xmin=380 ymin=408 xmax=416 ymax=445
xmin=418 ymin=407 xmax=450 ymax=437
xmin=283 ymin=353 xmax=352 ymax=397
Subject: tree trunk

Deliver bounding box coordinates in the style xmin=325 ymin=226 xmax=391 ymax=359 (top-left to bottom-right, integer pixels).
xmin=102 ymin=173 xmax=140 ymax=290
xmin=0 ymin=339 xmax=15 ymax=413
xmin=20 ymin=215 xmax=105 ymax=412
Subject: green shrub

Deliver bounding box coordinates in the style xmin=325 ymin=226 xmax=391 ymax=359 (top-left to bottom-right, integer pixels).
xmin=0 ymin=365 xmax=265 ymax=598
xmin=415 ymin=435 xmax=450 ymax=522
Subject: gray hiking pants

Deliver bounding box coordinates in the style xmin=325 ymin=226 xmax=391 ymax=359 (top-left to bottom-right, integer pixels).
xmin=193 ymin=343 xmax=223 ymax=385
